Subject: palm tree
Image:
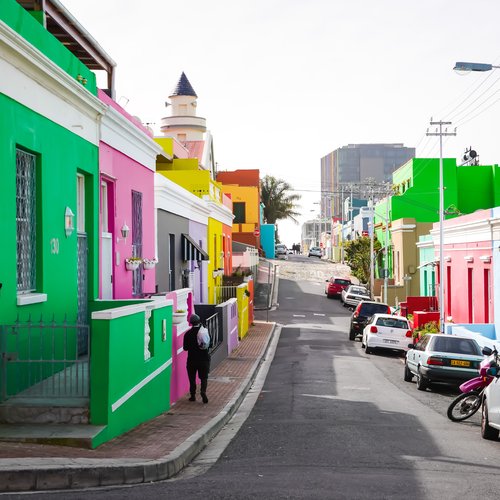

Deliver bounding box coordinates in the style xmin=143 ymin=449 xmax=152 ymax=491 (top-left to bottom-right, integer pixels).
xmin=260 ymin=176 xmax=301 ymax=240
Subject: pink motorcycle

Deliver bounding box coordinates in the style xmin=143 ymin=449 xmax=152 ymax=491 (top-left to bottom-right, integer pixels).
xmin=447 ymin=346 xmax=499 ymax=422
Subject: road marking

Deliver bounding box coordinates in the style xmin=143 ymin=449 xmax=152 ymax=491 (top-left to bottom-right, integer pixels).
xmin=285 ymin=297 xmax=295 ymax=299
xmin=313 ymin=313 xmax=325 ymax=316
xmin=293 ymin=314 xmax=306 ymax=317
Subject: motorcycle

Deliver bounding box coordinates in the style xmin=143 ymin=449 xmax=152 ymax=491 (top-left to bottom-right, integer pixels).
xmin=447 ymin=346 xmax=499 ymax=422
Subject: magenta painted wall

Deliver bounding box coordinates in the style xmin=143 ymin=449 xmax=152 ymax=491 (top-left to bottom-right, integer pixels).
xmin=435 ymin=210 xmax=494 ymax=325
xmin=99 ymin=142 xmax=156 ymax=298
xmin=166 ymin=290 xmax=194 ymax=404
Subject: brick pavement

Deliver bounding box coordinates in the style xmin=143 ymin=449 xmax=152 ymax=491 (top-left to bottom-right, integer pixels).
xmin=0 ymin=321 xmax=275 ymax=462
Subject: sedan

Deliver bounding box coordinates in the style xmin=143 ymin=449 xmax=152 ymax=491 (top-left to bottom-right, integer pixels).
xmin=325 ymin=277 xmax=352 ymax=299
xmin=361 ymin=314 xmax=412 ymax=354
xmin=341 ymin=285 xmax=371 ymax=308
xmin=308 ymin=246 xmax=322 ymax=258
xmin=404 ymin=334 xmax=484 ymax=391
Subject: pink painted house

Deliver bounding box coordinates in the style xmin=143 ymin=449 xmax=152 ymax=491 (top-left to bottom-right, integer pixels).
xmin=98 ymin=90 xmax=164 ymax=299
xmin=432 ymin=209 xmax=494 ymax=325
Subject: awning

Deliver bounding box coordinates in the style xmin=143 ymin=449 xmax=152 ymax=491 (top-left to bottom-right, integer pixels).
xmin=181 ymin=234 xmax=209 ymax=262
xmin=417 ymin=260 xmax=437 ymax=270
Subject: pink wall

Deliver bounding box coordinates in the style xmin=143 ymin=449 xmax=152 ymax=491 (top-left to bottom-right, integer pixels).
xmin=99 ymin=142 xmax=156 ymax=298
xmin=436 ymin=210 xmax=494 ymax=325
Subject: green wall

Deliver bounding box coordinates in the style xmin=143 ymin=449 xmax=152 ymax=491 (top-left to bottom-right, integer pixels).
xmin=90 ymin=304 xmax=173 ymax=447
xmin=0 ymin=93 xmax=99 ymax=324
xmin=0 ymin=0 xmax=97 ymax=95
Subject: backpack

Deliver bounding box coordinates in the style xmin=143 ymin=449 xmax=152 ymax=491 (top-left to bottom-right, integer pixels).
xmin=197 ymin=326 xmax=210 ymax=350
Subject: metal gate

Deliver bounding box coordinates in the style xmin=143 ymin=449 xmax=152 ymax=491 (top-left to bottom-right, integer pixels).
xmin=1 ymin=317 xmax=90 ymax=401
xmin=77 ymin=233 xmax=89 ymax=355
xmin=132 ymin=190 xmax=143 ymax=296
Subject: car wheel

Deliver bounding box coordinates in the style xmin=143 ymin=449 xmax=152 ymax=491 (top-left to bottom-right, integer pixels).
xmin=349 ymin=329 xmax=356 ymax=341
xmin=481 ymin=400 xmax=500 ymax=440
xmin=364 ymin=342 xmax=372 ymax=354
xmin=403 ymin=362 xmax=413 ymax=382
xmin=416 ymin=368 xmax=428 ymax=391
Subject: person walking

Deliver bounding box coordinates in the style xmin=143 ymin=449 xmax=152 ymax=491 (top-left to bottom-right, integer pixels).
xmin=183 ymin=313 xmax=210 ymax=403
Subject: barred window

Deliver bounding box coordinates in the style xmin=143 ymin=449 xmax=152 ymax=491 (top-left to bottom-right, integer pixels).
xmin=16 ymin=149 xmax=36 ymax=292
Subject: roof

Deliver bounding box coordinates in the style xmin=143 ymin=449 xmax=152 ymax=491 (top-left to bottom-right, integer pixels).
xmin=17 ymin=0 xmax=116 ymax=96
xmin=170 ymin=72 xmax=197 ymax=98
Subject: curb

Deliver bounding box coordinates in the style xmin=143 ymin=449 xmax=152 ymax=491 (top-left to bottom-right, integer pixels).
xmin=0 ymin=322 xmax=277 ymax=493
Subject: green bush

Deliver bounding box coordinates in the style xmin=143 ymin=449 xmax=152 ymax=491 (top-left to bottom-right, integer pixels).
xmin=413 ymin=320 xmax=439 ymax=339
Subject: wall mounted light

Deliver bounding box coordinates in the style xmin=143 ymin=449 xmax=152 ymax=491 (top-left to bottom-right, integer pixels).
xmin=121 ymin=223 xmax=130 ymax=239
xmin=65 ymin=207 xmax=75 ymax=237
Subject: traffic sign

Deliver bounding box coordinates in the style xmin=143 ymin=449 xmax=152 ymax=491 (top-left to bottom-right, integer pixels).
xmin=253 ymin=228 xmax=260 ymax=237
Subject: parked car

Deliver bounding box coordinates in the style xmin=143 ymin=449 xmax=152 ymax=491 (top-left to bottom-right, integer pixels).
xmin=341 ymin=285 xmax=371 ymax=307
xmin=325 ymin=277 xmax=352 ymax=299
xmin=308 ymin=246 xmax=322 ymax=258
xmin=404 ymin=334 xmax=484 ymax=391
xmin=275 ymin=244 xmax=288 ymax=260
xmin=361 ymin=314 xmax=413 ymax=354
xmin=349 ymin=300 xmax=391 ymax=340
xmin=482 ymin=355 xmax=500 ymax=440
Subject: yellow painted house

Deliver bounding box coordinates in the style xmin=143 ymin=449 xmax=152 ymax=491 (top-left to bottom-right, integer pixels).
xmin=155 ymin=138 xmax=233 ymax=303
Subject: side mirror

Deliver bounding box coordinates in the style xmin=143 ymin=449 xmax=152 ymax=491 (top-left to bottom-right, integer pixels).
xmin=482 ymin=347 xmax=493 ymax=356
xmin=407 ymin=344 xmax=415 ymax=349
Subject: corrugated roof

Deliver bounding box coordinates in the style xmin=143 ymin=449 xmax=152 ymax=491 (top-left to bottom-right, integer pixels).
xmin=170 ymin=72 xmax=197 ymax=98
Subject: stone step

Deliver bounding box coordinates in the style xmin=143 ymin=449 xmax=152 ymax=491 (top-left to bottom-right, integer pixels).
xmin=0 ymin=423 xmax=105 ymax=448
xmin=0 ymin=398 xmax=89 ymax=425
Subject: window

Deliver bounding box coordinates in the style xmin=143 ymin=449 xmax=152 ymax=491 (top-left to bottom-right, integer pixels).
xmin=16 ymin=149 xmax=37 ymax=293
xmin=233 ymin=202 xmax=246 ymax=223
xmin=100 ymin=181 xmax=108 ymax=233
xmin=77 ymin=174 xmax=85 ymax=232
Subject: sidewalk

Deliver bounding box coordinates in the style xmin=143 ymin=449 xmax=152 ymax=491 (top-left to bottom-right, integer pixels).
xmin=0 ymin=321 xmax=276 ymax=493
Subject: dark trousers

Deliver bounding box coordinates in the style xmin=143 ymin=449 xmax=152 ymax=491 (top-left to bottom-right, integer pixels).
xmin=187 ymin=359 xmax=210 ymax=396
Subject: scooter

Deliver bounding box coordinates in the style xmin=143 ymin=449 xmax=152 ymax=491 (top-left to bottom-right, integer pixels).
xmin=447 ymin=346 xmax=499 ymax=422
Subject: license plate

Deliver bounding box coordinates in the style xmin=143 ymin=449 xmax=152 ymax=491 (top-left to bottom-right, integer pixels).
xmin=450 ymin=359 xmax=471 ymax=367
xmin=383 ymin=339 xmax=398 ymax=344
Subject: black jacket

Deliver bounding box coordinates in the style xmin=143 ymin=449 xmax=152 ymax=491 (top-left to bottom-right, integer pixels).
xmin=183 ymin=325 xmax=210 ymax=363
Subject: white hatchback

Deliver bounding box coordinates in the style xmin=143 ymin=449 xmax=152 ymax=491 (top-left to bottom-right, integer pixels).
xmin=361 ymin=314 xmax=412 ymax=354
xmin=481 ymin=351 xmax=500 ymax=440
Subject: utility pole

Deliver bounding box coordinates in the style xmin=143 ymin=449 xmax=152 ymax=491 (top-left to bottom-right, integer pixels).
xmin=427 ymin=119 xmax=456 ymax=333
xmin=384 ymin=196 xmax=389 ymax=304
xmin=340 ymin=185 xmax=345 ymax=264
xmin=368 ymin=197 xmax=374 ymax=296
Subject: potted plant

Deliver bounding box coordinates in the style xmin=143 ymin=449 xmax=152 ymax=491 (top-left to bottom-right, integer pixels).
xmin=172 ymin=309 xmax=187 ymax=325
xmin=125 ymin=257 xmax=142 ymax=271
xmin=143 ymin=258 xmax=158 ymax=270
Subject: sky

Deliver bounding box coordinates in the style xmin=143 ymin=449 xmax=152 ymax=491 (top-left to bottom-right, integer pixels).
xmin=61 ymin=0 xmax=500 ymax=248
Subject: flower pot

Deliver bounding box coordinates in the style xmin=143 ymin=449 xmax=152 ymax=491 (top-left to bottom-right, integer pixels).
xmin=143 ymin=262 xmax=156 ymax=270
xmin=126 ymin=261 xmax=141 ymax=271
xmin=172 ymin=312 xmax=186 ymax=325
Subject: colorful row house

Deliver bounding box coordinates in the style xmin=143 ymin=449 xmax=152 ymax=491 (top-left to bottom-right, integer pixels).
xmin=0 ymin=1 xmax=255 ymax=448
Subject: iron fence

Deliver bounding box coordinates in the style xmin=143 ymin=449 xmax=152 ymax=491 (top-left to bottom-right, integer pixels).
xmin=214 ymin=285 xmax=239 ymax=305
xmin=0 ymin=315 xmax=90 ymax=402
xmin=206 ymin=312 xmax=222 ymax=354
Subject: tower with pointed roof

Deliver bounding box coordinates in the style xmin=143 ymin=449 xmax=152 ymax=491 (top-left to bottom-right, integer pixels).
xmin=160 ymin=72 xmax=207 ymax=142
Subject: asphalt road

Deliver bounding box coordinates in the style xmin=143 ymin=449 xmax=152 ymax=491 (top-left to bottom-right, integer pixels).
xmin=16 ymin=257 xmax=500 ymax=499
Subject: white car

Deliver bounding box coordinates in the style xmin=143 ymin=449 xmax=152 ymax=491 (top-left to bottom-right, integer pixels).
xmin=341 ymin=285 xmax=371 ymax=307
xmin=482 ymin=352 xmax=500 ymax=440
xmin=361 ymin=314 xmax=412 ymax=354
xmin=308 ymin=246 xmax=322 ymax=258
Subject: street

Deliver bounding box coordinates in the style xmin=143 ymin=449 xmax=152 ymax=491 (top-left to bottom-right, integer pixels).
xmin=10 ymin=256 xmax=500 ymax=500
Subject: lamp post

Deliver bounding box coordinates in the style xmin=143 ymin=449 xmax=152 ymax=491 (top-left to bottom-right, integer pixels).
xmin=453 ymin=61 xmax=500 ymax=73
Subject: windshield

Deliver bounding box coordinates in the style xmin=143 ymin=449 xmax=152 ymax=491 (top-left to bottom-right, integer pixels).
xmin=350 ymin=287 xmax=369 ymax=295
xmin=431 ymin=337 xmax=481 ymax=355
xmin=334 ymin=279 xmax=351 ymax=285
xmin=360 ymin=303 xmax=389 ymax=316
xmin=375 ymin=317 xmax=408 ymax=329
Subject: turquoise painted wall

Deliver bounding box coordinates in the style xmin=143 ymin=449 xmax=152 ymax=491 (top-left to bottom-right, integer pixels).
xmin=261 ymin=224 xmax=276 ymax=258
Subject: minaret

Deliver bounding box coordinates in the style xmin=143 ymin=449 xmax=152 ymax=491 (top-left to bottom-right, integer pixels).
xmin=160 ymin=72 xmax=207 ymax=142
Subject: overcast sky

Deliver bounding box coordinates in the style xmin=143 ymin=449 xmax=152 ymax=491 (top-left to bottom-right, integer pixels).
xmin=62 ymin=0 xmax=500 ymax=247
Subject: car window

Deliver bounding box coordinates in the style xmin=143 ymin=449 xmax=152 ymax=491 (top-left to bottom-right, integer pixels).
xmin=415 ymin=335 xmax=430 ymax=351
xmin=376 ymin=317 xmax=409 ymax=329
xmin=360 ymin=303 xmax=390 ymax=316
xmin=431 ymin=337 xmax=481 ymax=355
xmin=350 ymin=287 xmax=369 ymax=295
xmin=334 ymin=279 xmax=351 ymax=285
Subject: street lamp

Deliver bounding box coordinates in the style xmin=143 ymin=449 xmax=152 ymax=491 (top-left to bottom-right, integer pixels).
xmin=453 ymin=61 xmax=500 ymax=73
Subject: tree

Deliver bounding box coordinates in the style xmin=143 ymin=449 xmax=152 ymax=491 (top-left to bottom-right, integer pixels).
xmin=260 ymin=176 xmax=301 ymax=241
xmin=344 ymin=236 xmax=381 ymax=285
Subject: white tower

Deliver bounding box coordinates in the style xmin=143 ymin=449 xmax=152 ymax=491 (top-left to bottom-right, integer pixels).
xmin=160 ymin=72 xmax=207 ymax=142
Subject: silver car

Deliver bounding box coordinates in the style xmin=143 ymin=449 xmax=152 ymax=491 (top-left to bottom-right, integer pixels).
xmin=404 ymin=334 xmax=483 ymax=391
xmin=341 ymin=285 xmax=371 ymax=307
xmin=308 ymin=246 xmax=322 ymax=258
